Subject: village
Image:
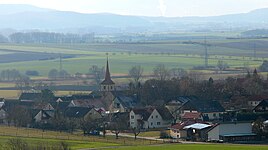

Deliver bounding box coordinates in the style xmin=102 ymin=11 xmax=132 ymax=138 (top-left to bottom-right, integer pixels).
xmin=0 ymin=58 xmax=267 ymax=145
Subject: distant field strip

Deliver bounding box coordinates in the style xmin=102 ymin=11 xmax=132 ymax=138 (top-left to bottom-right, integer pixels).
xmin=0 ymin=42 xmax=266 ymax=76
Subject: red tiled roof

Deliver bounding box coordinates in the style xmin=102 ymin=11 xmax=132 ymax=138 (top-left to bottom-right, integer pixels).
xmin=170 ymin=120 xmax=207 ymax=130
xmin=182 ymin=112 xmax=201 ymax=120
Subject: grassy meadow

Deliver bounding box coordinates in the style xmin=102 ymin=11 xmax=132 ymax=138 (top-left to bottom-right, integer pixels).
xmin=0 ymin=126 xmax=266 ymax=150
xmin=0 ymin=136 xmax=120 ymax=150
xmin=0 ymin=39 xmax=266 ymax=77
xmin=0 ymin=126 xmax=160 ymax=149
xmin=108 ymin=144 xmax=268 ymax=150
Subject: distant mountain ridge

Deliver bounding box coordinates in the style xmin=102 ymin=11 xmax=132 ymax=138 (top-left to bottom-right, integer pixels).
xmin=0 ymin=4 xmax=53 ymax=15
xmin=0 ymin=4 xmax=268 ymax=33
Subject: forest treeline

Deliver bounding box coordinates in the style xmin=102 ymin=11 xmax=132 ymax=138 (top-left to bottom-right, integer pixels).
xmin=0 ymin=32 xmax=95 ymax=43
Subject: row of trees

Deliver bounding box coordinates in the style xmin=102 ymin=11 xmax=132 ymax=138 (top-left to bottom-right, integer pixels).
xmin=9 ymin=32 xmax=95 ymax=43
xmin=128 ymin=64 xmax=266 ymax=106
xmin=0 ymin=69 xmax=29 ymax=81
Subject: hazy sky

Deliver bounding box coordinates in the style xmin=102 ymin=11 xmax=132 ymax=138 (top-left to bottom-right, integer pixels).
xmin=1 ymin=0 xmax=268 ymax=17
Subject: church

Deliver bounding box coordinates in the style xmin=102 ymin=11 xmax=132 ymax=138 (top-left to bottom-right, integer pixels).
xmin=100 ymin=58 xmax=115 ymax=92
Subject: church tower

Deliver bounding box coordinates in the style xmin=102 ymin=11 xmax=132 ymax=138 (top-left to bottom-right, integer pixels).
xmin=100 ymin=58 xmax=115 ymax=91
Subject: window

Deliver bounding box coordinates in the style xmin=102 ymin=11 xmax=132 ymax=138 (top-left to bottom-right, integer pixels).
xmin=103 ymin=86 xmax=106 ymax=90
xmin=131 ymin=122 xmax=134 ymax=124
xmin=213 ymin=113 xmax=217 ymax=117
xmin=151 ymin=122 xmax=153 ymax=126
xmin=111 ymin=86 xmax=113 ymax=89
xmin=156 ymin=115 xmax=158 ymax=118
xmin=157 ymin=122 xmax=160 ymax=125
xmin=131 ymin=115 xmax=134 ymax=119
xmin=116 ymin=103 xmax=120 ymax=108
xmin=151 ymin=116 xmax=153 ymax=119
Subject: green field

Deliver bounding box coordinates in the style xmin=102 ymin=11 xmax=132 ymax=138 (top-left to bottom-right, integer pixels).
xmin=108 ymin=144 xmax=268 ymax=150
xmin=0 ymin=126 xmax=158 ymax=149
xmin=0 ymin=126 xmax=267 ymax=150
xmin=0 ymin=40 xmax=266 ymax=77
xmin=0 ymin=136 xmax=120 ymax=150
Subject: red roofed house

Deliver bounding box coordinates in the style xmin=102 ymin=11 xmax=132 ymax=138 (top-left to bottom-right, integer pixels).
xmin=181 ymin=112 xmax=202 ymax=121
xmin=169 ymin=120 xmax=207 ymax=139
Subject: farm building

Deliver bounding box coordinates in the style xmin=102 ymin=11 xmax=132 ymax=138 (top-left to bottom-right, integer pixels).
xmin=207 ymin=122 xmax=256 ymax=142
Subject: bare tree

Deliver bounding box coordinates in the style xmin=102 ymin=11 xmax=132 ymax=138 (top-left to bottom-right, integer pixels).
xmin=7 ymin=106 xmax=31 ymax=127
xmin=128 ymin=65 xmax=143 ymax=86
xmin=109 ymin=115 xmax=128 ymax=139
xmin=153 ymin=64 xmax=170 ymax=81
xmin=132 ymin=126 xmax=141 ymax=140
xmin=89 ymin=65 xmax=105 ymax=85
xmin=217 ymin=60 xmax=229 ymax=71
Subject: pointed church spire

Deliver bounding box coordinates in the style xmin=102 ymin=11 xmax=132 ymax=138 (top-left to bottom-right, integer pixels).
xmin=101 ymin=57 xmax=115 ymax=85
xmin=105 ymin=57 xmax=111 ymax=81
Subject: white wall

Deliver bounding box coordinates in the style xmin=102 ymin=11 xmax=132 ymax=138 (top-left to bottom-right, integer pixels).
xmin=207 ymin=122 xmax=252 ymax=141
xmin=147 ymin=109 xmax=162 ymax=128
xmin=129 ymin=110 xmax=138 ymax=129
xmin=170 ymin=129 xmax=180 ymax=139
xmin=207 ymin=125 xmax=220 ymax=141
xmin=130 ymin=109 xmax=172 ymax=129
xmin=219 ymin=122 xmax=252 ymax=135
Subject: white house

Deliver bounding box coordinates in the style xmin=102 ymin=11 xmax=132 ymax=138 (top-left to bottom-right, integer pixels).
xmin=130 ymin=107 xmax=174 ymax=129
xmin=0 ymin=109 xmax=7 ymax=124
xmin=207 ymin=122 xmax=256 ymax=142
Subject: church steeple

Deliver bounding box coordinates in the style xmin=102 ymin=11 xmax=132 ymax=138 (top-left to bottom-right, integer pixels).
xmin=100 ymin=57 xmax=115 ymax=91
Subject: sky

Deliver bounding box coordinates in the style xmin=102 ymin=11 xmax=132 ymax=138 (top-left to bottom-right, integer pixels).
xmin=1 ymin=0 xmax=268 ymax=17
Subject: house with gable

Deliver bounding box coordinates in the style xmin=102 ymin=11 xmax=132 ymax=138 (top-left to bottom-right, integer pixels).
xmin=253 ymin=99 xmax=268 ymax=112
xmin=130 ymin=107 xmax=174 ymax=129
xmin=109 ymin=92 xmax=137 ymax=113
xmin=33 ymin=110 xmax=54 ymax=123
xmin=31 ymin=103 xmax=55 ymax=123
xmin=64 ymin=107 xmax=102 ymax=121
xmin=181 ymin=112 xmax=202 ymax=121
xmin=169 ymin=120 xmax=207 ymax=139
xmin=177 ymin=96 xmax=225 ymax=121
xmin=247 ymin=95 xmax=268 ymax=108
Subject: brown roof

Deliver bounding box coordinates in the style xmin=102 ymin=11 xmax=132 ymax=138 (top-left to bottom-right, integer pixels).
xmin=156 ymin=107 xmax=174 ymax=121
xmin=170 ymin=120 xmax=206 ymax=130
xmin=69 ymin=100 xmax=93 ymax=108
xmin=181 ymin=112 xmax=201 ymax=120
xmin=132 ymin=108 xmax=154 ymax=120
xmin=33 ymin=103 xmax=54 ymax=110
